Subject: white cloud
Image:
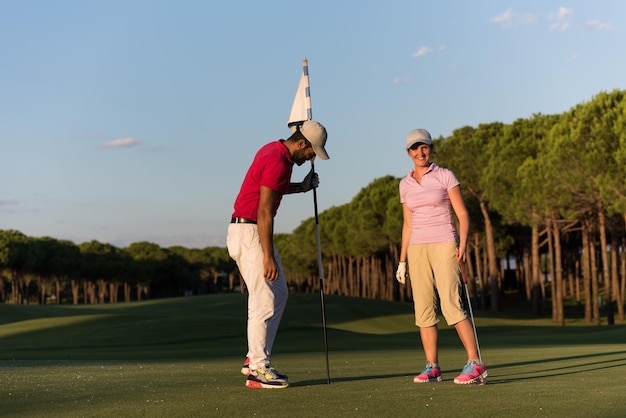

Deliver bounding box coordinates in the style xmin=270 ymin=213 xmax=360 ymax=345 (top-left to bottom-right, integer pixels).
xmin=412 ymin=46 xmax=432 ymax=58
xmin=100 ymin=137 xmax=143 ymax=149
xmin=392 ymin=77 xmax=409 ymax=85
xmin=491 ymin=8 xmax=513 ymax=24
xmin=549 ymin=21 xmax=571 ymax=32
xmin=519 ymin=14 xmax=537 ymax=25
xmin=491 ymin=8 xmax=537 ymax=28
xmin=557 ymin=7 xmax=573 ymax=20
xmin=549 ymin=7 xmax=573 ymax=31
xmin=548 ymin=8 xmax=613 ymax=32
xmin=583 ymin=19 xmax=613 ymax=31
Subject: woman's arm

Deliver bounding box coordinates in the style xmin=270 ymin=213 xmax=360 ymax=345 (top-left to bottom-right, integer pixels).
xmin=448 ymin=185 xmax=469 ymax=262
xmin=399 ymin=203 xmax=412 ymax=263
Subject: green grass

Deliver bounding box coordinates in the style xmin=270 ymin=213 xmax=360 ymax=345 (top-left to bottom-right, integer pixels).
xmin=1 ymin=294 xmax=625 ymax=417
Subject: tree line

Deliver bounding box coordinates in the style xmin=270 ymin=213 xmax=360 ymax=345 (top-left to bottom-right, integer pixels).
xmin=0 ymin=231 xmax=235 ymax=304
xmin=274 ymin=89 xmax=626 ymax=326
xmin=2 ymin=89 xmax=625 ymax=326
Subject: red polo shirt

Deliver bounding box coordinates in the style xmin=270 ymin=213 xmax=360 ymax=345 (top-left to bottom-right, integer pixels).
xmin=232 ymin=140 xmax=294 ymax=221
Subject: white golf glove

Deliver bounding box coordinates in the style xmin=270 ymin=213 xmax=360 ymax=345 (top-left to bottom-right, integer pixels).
xmin=396 ymin=262 xmax=407 ymax=284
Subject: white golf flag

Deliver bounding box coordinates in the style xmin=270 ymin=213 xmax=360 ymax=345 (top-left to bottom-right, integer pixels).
xmin=287 ymin=58 xmax=312 ymax=131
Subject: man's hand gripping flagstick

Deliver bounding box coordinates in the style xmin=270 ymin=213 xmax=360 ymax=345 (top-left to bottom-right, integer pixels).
xmin=460 ymin=259 xmax=487 ymax=384
xmin=287 ymin=58 xmax=331 ymax=384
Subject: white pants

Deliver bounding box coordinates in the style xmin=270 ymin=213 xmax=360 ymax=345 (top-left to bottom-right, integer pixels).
xmin=226 ymin=223 xmax=288 ymax=370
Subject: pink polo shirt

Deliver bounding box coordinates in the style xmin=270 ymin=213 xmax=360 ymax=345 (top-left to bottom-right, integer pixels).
xmin=232 ymin=140 xmax=293 ymax=220
xmin=399 ymin=162 xmax=460 ymax=245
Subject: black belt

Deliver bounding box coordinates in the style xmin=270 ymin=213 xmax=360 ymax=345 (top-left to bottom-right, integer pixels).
xmin=231 ymin=217 xmax=257 ymax=224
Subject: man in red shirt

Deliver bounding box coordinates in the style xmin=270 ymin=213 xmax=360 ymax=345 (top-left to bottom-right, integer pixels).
xmin=227 ymin=120 xmax=329 ymax=389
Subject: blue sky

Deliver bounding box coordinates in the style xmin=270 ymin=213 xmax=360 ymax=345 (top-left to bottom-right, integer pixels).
xmin=1 ymin=1 xmax=624 ymax=249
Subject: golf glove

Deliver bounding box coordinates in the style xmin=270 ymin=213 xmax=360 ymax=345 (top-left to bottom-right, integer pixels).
xmin=300 ymin=168 xmax=319 ymax=192
xmin=396 ymin=262 xmax=407 ymax=284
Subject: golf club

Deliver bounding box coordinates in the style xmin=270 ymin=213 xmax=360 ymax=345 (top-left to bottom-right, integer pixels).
xmin=460 ymin=259 xmax=486 ymax=384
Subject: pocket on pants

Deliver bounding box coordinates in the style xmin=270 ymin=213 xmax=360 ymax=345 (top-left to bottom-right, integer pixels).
xmin=226 ymin=224 xmax=240 ymax=260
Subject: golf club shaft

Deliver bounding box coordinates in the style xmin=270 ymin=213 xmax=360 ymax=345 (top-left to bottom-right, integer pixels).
xmin=312 ymin=162 xmax=331 ymax=384
xmin=460 ymin=260 xmax=483 ymax=364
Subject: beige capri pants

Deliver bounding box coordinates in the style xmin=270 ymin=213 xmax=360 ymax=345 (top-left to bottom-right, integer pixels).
xmin=407 ymin=241 xmax=468 ymax=328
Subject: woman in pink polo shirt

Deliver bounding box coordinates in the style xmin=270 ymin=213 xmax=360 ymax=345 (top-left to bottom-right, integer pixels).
xmin=396 ymin=128 xmax=488 ymax=385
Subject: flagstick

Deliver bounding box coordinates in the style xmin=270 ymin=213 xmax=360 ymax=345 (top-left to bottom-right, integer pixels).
xmin=312 ymin=161 xmax=331 ymax=384
xmin=287 ymin=58 xmax=331 ymax=384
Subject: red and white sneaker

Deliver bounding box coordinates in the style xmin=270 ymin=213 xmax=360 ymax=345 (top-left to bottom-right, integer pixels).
xmin=241 ymin=358 xmax=288 ymax=380
xmin=413 ymin=363 xmax=442 ymax=383
xmin=453 ymin=360 xmax=488 ymax=384
xmin=240 ymin=357 xmax=251 ymax=376
xmin=246 ymin=366 xmax=289 ymax=389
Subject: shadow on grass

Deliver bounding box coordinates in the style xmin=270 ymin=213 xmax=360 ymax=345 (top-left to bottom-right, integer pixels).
xmin=292 ymin=372 xmax=411 ymax=387
xmin=292 ymin=350 xmax=626 ymax=387
xmin=493 ymin=349 xmax=626 ymax=376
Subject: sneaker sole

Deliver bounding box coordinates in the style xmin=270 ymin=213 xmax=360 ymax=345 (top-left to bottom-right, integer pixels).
xmin=413 ymin=376 xmax=443 ymax=383
xmin=454 ymin=370 xmax=489 ymax=385
xmin=246 ymin=380 xmax=289 ymax=389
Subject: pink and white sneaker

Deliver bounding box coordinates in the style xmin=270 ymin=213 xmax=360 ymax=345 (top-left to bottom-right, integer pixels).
xmin=413 ymin=363 xmax=442 ymax=383
xmin=453 ymin=360 xmax=488 ymax=384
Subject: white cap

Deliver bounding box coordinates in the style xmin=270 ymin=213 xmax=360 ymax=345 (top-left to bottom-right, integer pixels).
xmin=406 ymin=129 xmax=432 ymax=150
xmin=300 ymin=120 xmax=329 ymax=160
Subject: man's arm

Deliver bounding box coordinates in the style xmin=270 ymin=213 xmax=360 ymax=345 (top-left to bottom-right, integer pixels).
xmin=286 ymin=167 xmax=318 ymax=194
xmin=258 ymin=185 xmax=280 ymax=282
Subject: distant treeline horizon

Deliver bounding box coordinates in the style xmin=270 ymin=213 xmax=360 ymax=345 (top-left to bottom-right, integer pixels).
xmin=2 ymin=89 xmax=625 ymax=327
